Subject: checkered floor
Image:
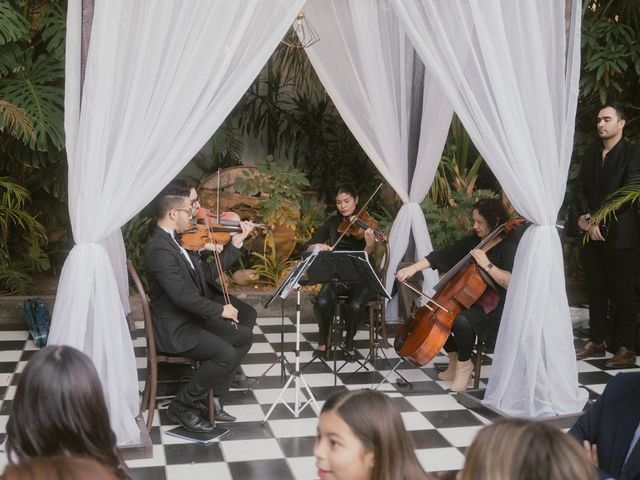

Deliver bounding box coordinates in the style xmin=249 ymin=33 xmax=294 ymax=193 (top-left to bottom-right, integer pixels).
xmin=0 ymin=310 xmax=637 ymax=479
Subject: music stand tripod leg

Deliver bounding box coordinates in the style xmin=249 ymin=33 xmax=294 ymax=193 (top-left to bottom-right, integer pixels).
xmin=249 ymin=299 xmax=291 ymax=391
xmin=262 ymin=286 xmax=319 ymax=424
xmin=375 ymin=357 xmax=413 ymax=391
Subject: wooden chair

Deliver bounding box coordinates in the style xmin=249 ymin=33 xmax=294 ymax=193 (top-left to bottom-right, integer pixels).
xmin=127 ymin=260 xmax=214 ymax=431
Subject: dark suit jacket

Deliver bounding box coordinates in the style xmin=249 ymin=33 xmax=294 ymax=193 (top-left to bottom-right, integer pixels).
xmin=569 ymin=372 xmax=640 ymax=480
xmin=145 ymin=226 xmax=240 ymax=353
xmin=575 ymin=140 xmax=640 ymax=249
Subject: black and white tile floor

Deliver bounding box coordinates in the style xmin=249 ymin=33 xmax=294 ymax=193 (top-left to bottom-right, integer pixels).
xmin=0 ymin=311 xmax=637 ymax=479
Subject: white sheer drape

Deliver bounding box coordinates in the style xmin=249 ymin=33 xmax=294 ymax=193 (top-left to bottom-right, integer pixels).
xmin=392 ymin=0 xmax=587 ymax=416
xmin=55 ymin=0 xmax=303 ymax=444
xmin=302 ymin=0 xmax=451 ymax=317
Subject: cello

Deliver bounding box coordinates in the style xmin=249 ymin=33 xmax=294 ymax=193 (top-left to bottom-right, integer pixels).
xmin=394 ymin=218 xmax=526 ymax=367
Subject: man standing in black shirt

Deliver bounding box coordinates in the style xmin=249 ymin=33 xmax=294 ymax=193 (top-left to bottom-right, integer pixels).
xmin=575 ymin=103 xmax=640 ymax=368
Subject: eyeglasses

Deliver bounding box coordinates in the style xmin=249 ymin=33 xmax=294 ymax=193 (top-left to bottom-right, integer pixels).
xmin=174 ymin=208 xmax=192 ymax=215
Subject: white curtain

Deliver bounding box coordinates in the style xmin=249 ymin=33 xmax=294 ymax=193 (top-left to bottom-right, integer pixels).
xmin=55 ymin=0 xmax=304 ymax=444
xmin=302 ymin=0 xmax=452 ymax=318
xmin=392 ymin=0 xmax=587 ymax=416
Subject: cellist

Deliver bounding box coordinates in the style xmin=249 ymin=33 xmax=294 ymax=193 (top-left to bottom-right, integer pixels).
xmin=395 ymin=198 xmax=528 ymax=392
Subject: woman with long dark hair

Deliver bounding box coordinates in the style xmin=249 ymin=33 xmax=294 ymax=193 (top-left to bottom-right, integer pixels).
xmin=397 ymin=198 xmax=527 ymax=392
xmin=5 ymin=345 xmax=129 ymax=479
xmin=314 ymin=389 xmax=431 ymax=480
xmin=304 ymin=184 xmax=377 ymax=361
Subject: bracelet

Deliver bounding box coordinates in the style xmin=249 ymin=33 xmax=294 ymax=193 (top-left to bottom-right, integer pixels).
xmin=485 ymin=263 xmax=494 ymax=272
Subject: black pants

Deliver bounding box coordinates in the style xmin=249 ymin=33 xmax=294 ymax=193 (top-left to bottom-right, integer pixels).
xmin=314 ymin=282 xmax=371 ymax=350
xmin=174 ymin=318 xmax=253 ymax=412
xmin=581 ymin=244 xmax=639 ymax=349
xmin=211 ymin=294 xmax=257 ymax=331
xmin=443 ymin=305 xmax=499 ymax=362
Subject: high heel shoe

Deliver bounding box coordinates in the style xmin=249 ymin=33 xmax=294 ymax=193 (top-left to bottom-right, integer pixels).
xmin=313 ymin=347 xmax=328 ymax=359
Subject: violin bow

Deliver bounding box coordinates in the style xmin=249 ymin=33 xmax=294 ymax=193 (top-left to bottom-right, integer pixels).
xmin=330 ymin=182 xmax=384 ymax=251
xmin=399 ymin=280 xmax=450 ymax=314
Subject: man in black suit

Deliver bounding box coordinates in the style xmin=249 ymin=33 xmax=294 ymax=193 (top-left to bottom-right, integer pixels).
xmin=145 ymin=186 xmax=253 ymax=432
xmin=569 ymin=372 xmax=640 ymax=480
xmin=185 ymin=184 xmax=257 ymax=389
xmin=575 ymin=103 xmax=640 ymax=368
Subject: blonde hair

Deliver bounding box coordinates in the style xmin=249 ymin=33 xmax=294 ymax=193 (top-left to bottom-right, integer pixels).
xmin=460 ymin=419 xmax=597 ymax=480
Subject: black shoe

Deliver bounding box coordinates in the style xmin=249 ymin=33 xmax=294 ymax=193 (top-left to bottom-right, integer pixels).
xmin=313 ymin=348 xmax=328 ymax=359
xmin=167 ymin=404 xmax=214 ymax=432
xmin=344 ymin=350 xmax=357 ymax=363
xmin=231 ymin=373 xmax=256 ymax=389
xmin=214 ymin=406 xmax=237 ymax=422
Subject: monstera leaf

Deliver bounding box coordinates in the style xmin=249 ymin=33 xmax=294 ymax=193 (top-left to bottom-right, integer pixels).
xmin=0 ymin=48 xmax=64 ymax=151
xmin=0 ymin=1 xmax=29 ymax=46
xmin=39 ymin=2 xmax=66 ymax=61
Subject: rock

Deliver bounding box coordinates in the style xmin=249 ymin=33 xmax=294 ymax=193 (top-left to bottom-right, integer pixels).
xmin=232 ymin=269 xmax=259 ymax=286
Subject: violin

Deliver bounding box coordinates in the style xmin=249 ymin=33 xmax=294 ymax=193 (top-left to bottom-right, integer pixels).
xmin=195 ymin=208 xmax=271 ymax=231
xmin=337 ymin=211 xmax=388 ymax=243
xmin=178 ymin=223 xmax=241 ymax=251
xmin=394 ymin=218 xmax=526 ymax=367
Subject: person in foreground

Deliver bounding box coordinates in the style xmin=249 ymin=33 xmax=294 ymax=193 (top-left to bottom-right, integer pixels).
xmin=574 ymin=102 xmax=640 ymax=368
xmin=4 ymin=345 xmax=129 ymax=479
xmin=569 ymin=372 xmax=640 ymax=480
xmin=396 ymin=198 xmax=527 ymax=391
xmin=304 ymin=183 xmax=377 ymax=362
xmin=145 ymin=184 xmax=253 ymax=430
xmin=1 ymin=456 xmax=117 ymax=480
xmin=314 ymin=389 xmax=432 ymax=480
xmin=459 ymin=418 xmax=597 ymax=480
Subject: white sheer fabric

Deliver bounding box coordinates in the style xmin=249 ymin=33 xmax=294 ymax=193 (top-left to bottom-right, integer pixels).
xmin=392 ymin=0 xmax=587 ymax=416
xmin=55 ymin=0 xmax=303 ymax=444
xmin=302 ymin=0 xmax=451 ymax=318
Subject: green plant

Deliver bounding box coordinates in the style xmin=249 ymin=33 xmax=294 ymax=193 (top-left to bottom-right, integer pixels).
xmin=421 ymin=190 xmax=499 ymax=250
xmin=0 ymin=176 xmax=49 ymax=293
xmin=250 ymin=234 xmax=296 ymax=287
xmin=295 ymin=197 xmax=326 ymax=245
xmin=430 ymin=115 xmax=485 ymax=207
xmin=123 ymin=211 xmax=153 ymax=289
xmin=234 ymin=155 xmax=310 ymax=229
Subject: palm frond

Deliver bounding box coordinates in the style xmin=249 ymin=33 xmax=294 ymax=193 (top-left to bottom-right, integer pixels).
xmin=0 ymin=99 xmax=34 ymax=140
xmin=590 ymin=177 xmax=640 ymax=226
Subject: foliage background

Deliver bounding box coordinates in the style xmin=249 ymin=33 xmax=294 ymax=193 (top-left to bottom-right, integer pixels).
xmin=0 ymin=0 xmax=638 ymax=292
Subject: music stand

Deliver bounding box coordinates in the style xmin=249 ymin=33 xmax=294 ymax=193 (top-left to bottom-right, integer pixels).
xmin=261 ymin=248 xmax=321 ymax=422
xmin=301 ymin=251 xmax=391 ymax=380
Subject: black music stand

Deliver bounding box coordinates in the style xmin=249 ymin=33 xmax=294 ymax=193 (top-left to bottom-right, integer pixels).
xmin=261 ymin=248 xmax=321 ymax=422
xmin=301 ymin=251 xmax=391 ymax=381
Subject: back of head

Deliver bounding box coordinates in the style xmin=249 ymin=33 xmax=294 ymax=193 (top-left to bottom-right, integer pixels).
xmin=5 ymin=346 xmax=126 ymax=479
xmin=1 ymin=456 xmax=117 ymax=480
xmin=460 ymin=419 xmax=597 ymax=480
xmin=152 ymin=181 xmax=192 ymax=221
xmin=322 ymin=390 xmax=430 ymax=480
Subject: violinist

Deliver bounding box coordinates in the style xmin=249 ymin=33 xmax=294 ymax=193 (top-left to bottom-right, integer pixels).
xmin=145 ymin=183 xmax=253 ymax=431
xmin=304 ymin=184 xmax=378 ymax=362
xmin=180 ymin=181 xmax=258 ymax=393
xmin=396 ymin=198 xmax=527 ymax=392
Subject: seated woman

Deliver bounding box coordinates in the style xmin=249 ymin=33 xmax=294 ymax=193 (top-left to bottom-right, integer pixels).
xmin=5 ymin=345 xmax=129 ymax=479
xmin=459 ymin=418 xmax=597 ymax=480
xmin=396 ymin=198 xmax=527 ymax=392
xmin=314 ymin=389 xmax=432 ymax=480
xmin=304 ymin=184 xmax=377 ymax=362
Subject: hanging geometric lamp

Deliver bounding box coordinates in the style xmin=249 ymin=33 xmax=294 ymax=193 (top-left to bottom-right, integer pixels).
xmin=281 ymin=12 xmax=320 ymax=48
